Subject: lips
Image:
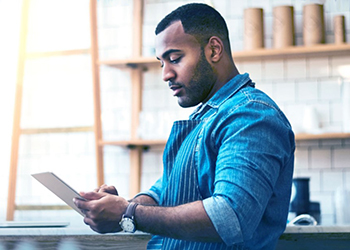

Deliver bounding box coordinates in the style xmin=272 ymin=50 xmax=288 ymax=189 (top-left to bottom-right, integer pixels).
xmin=169 ymin=84 xmax=183 ymax=96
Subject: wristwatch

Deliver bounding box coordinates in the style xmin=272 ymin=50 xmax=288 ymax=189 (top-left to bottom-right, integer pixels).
xmin=119 ymin=202 xmax=138 ymax=233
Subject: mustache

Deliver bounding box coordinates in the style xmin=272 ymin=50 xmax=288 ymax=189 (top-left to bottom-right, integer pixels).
xmin=168 ymin=81 xmax=183 ymax=88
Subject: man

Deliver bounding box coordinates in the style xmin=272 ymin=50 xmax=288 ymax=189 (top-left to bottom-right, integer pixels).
xmin=74 ymin=3 xmax=295 ymax=249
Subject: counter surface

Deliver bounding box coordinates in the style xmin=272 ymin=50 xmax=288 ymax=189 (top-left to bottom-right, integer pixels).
xmin=1 ymin=221 xmax=350 ymax=250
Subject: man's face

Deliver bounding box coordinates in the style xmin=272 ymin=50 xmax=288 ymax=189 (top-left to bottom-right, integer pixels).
xmin=155 ymin=21 xmax=217 ymax=107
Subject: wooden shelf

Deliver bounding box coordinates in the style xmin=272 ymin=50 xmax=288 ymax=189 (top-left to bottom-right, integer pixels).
xmin=100 ymin=139 xmax=166 ymax=148
xmin=99 ymin=133 xmax=350 ymax=149
xmin=295 ymin=132 xmax=350 ymax=141
xmin=97 ymin=43 xmax=350 ymax=67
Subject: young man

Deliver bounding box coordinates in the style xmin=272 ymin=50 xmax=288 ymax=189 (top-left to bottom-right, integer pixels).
xmin=74 ymin=3 xmax=295 ymax=249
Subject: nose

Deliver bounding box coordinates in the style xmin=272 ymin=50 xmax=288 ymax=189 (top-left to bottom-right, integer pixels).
xmin=162 ymin=63 xmax=175 ymax=82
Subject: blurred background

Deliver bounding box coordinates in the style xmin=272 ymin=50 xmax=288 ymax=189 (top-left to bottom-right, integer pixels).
xmin=0 ymin=0 xmax=350 ymax=227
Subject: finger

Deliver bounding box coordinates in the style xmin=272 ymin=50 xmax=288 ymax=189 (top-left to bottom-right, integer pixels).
xmin=80 ymin=191 xmax=106 ymax=200
xmin=99 ymin=186 xmax=118 ymax=195
xmin=73 ymin=198 xmax=90 ymax=211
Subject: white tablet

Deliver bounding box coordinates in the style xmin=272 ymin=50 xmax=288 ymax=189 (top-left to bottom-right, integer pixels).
xmin=32 ymin=172 xmax=86 ymax=216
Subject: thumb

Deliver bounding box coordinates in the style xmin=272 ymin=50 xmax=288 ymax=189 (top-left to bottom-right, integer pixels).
xmin=79 ymin=191 xmax=106 ymax=200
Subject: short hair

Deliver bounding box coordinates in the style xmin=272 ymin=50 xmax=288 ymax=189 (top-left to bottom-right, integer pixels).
xmin=155 ymin=3 xmax=231 ymax=54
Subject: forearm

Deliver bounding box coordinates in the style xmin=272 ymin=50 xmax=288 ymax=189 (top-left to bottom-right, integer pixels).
xmin=130 ymin=194 xmax=158 ymax=206
xmin=134 ymin=200 xmax=222 ymax=242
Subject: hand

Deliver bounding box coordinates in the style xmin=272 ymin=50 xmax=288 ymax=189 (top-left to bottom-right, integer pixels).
xmin=74 ymin=191 xmax=128 ymax=233
xmin=93 ymin=184 xmax=118 ymax=195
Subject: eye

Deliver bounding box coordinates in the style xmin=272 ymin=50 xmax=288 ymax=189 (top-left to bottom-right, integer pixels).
xmin=169 ymin=56 xmax=181 ymax=64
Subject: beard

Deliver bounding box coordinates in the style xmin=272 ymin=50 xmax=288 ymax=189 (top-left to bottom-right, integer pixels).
xmin=172 ymin=49 xmax=217 ymax=108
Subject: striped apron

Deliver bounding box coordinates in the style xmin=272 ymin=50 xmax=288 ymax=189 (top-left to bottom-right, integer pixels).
xmin=147 ymin=119 xmax=235 ymax=250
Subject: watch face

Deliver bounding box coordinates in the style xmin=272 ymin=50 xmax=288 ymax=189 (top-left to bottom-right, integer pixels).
xmin=121 ymin=218 xmax=135 ymax=232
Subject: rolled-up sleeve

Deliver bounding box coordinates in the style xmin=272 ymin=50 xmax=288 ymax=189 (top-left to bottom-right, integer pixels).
xmin=203 ymin=195 xmax=243 ymax=245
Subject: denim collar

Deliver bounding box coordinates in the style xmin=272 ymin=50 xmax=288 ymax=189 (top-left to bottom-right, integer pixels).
xmin=190 ymin=73 xmax=253 ymax=119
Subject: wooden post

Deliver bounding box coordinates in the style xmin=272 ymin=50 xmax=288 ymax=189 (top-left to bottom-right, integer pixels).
xmin=7 ymin=0 xmax=30 ymax=221
xmin=90 ymin=0 xmax=104 ymax=186
xmin=129 ymin=0 xmax=144 ymax=198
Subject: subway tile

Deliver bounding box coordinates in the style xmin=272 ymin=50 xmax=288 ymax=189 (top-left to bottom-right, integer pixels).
xmin=256 ymin=81 xmax=274 ymax=98
xmin=321 ymin=170 xmax=344 ymax=192
xmin=248 ymin=0 xmax=271 ymax=14
xmin=144 ymin=3 xmax=163 ymax=24
xmin=308 ymin=57 xmax=330 ymax=78
xmin=227 ymin=18 xmax=243 ymax=43
xmin=330 ymin=101 xmax=344 ymax=124
xmin=295 ymin=36 xmax=304 ymax=46
xmin=274 ymin=81 xmax=296 ymax=103
xmin=331 ymin=56 xmax=350 ymax=77
xmin=320 ymin=139 xmax=343 ymax=147
xmin=318 ymin=78 xmax=342 ymax=101
xmin=314 ymin=102 xmax=331 ymax=128
xmin=227 ymin=0 xmax=246 ymax=17
xmin=231 ymin=40 xmax=244 ymax=52
xmin=286 ymin=58 xmax=307 ymax=79
xmin=294 ymin=12 xmax=303 ymax=36
xmin=263 ymin=60 xmax=284 ymax=80
xmin=296 ymin=79 xmax=318 ymax=102
xmin=294 ymin=148 xmax=309 ymax=170
xmin=212 ymin=0 xmax=229 ymax=18
xmin=333 ymin=148 xmax=350 ymax=169
xmin=325 ymin=12 xmax=334 ymax=34
xmin=271 ymin=0 xmax=294 ymax=8
xmin=284 ymin=103 xmax=308 ymax=133
xmin=243 ymin=61 xmax=263 ymax=81
xmin=310 ymin=192 xmax=334 ymax=216
xmin=264 ymin=37 xmax=273 ymax=49
xmin=265 ymin=15 xmax=273 ymax=38
xmin=310 ymin=148 xmax=332 ymax=169
xmin=345 ymin=170 xmax=350 ymax=190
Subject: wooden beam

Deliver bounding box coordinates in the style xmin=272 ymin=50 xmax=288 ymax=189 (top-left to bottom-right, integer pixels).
xmin=128 ymin=0 xmax=144 ymax=197
xmin=90 ymin=0 xmax=104 ymax=186
xmin=132 ymin=0 xmax=143 ymax=58
xmin=129 ymin=147 xmax=143 ymax=198
xmin=7 ymin=0 xmax=30 ymax=221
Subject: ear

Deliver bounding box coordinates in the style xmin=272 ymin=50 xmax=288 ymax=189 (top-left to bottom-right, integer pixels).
xmin=206 ymin=36 xmax=224 ymax=63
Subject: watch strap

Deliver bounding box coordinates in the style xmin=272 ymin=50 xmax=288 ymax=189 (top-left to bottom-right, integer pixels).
xmin=124 ymin=202 xmax=138 ymax=219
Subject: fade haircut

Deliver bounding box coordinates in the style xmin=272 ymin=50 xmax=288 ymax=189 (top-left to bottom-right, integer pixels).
xmin=155 ymin=3 xmax=232 ymax=55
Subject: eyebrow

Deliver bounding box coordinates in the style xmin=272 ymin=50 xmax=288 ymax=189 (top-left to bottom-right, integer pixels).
xmin=156 ymin=49 xmax=182 ymax=61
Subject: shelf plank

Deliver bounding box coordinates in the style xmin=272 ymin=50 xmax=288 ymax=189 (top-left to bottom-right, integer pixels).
xmin=100 ymin=132 xmax=350 ymax=148
xmin=295 ymin=132 xmax=350 ymax=141
xmin=97 ymin=43 xmax=350 ymax=67
xmin=100 ymin=139 xmax=167 ymax=147
xmin=233 ymin=43 xmax=350 ymax=61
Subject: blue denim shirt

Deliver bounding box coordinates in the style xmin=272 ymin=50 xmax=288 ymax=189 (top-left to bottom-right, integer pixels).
xmin=141 ymin=73 xmax=295 ymax=249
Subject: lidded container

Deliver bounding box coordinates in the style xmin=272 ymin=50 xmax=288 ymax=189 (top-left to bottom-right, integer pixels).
xmin=244 ymin=8 xmax=264 ymax=50
xmin=273 ymin=5 xmax=295 ymax=48
xmin=303 ymin=4 xmax=325 ymax=45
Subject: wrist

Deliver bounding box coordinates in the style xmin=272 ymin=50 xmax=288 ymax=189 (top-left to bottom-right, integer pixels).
xmin=119 ymin=202 xmax=138 ymax=233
